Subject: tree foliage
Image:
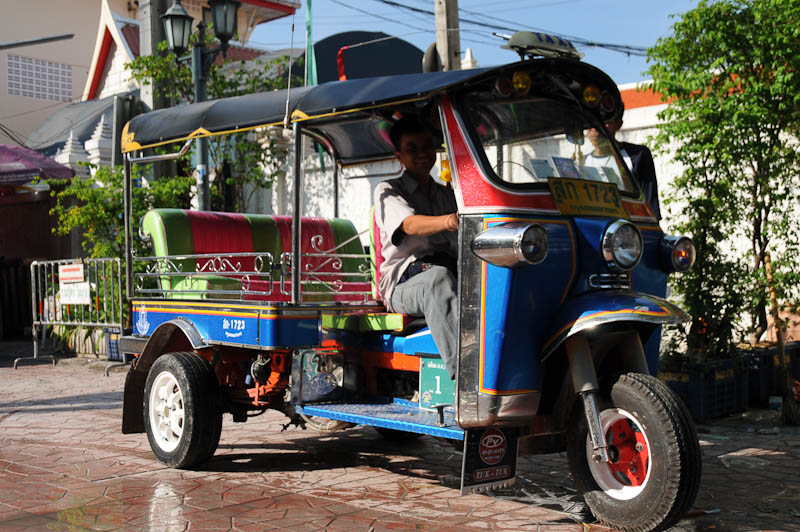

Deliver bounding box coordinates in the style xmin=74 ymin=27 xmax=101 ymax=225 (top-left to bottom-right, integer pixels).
xmin=49 ymin=165 xmax=194 ymax=259
xmin=126 ymin=35 xmax=301 ymax=212
xmin=649 ymin=0 xmax=800 ymax=357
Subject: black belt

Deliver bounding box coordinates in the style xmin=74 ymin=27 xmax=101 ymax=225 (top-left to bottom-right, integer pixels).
xmin=398 ymin=254 xmax=457 ymax=284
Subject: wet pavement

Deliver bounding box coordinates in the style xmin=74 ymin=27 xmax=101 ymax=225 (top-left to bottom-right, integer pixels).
xmin=1 ymin=340 xmax=800 ymax=532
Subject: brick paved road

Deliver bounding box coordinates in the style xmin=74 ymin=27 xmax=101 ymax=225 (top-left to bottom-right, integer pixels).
xmin=1 ymin=342 xmax=799 ymax=531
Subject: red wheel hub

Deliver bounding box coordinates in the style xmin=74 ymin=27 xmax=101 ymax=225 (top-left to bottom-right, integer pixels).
xmin=606 ymin=419 xmax=649 ymax=486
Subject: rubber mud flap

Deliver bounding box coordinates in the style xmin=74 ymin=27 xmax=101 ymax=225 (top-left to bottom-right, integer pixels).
xmin=461 ymin=426 xmax=520 ymax=494
xmin=122 ymin=369 xmax=147 ymax=433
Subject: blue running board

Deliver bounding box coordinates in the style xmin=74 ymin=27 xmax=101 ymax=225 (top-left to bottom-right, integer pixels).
xmin=297 ymin=400 xmax=464 ymax=440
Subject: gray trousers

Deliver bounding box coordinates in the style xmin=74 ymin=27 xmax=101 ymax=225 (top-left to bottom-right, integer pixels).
xmin=390 ymin=265 xmax=458 ymax=379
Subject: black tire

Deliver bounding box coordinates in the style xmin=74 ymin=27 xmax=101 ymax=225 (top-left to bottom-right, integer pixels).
xmin=143 ymin=352 xmax=222 ymax=468
xmin=374 ymin=427 xmax=424 ymax=441
xmin=567 ymin=373 xmax=702 ymax=532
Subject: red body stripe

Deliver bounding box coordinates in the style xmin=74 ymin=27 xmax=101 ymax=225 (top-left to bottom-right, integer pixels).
xmin=440 ymin=96 xmax=558 ymax=212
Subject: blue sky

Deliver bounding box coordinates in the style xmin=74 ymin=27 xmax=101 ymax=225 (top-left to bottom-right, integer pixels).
xmin=249 ymin=0 xmax=699 ymax=85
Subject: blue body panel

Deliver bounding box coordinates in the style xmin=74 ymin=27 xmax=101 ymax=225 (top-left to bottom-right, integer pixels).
xmin=478 ymin=216 xmax=576 ymax=394
xmin=132 ymin=301 xmax=320 ymax=348
xmin=632 ymin=226 xmax=670 ymax=363
xmin=134 ymin=302 xmax=262 ymax=343
xmin=259 ymin=314 xmax=320 ymax=347
xmin=568 ymin=219 xmax=669 ymax=365
xmin=364 ymin=328 xmax=440 ymax=355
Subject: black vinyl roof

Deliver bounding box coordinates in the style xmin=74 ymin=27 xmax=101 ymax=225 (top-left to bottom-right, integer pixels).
xmin=121 ymin=58 xmax=619 ymax=165
xmin=121 ymin=67 xmax=492 ymax=160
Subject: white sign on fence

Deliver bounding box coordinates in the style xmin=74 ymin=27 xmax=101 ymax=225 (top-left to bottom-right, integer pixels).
xmin=60 ymin=281 xmax=91 ymax=305
xmin=58 ymin=263 xmax=84 ymax=283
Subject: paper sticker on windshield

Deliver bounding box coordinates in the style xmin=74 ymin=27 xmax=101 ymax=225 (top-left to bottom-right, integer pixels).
xmin=548 ymin=177 xmax=628 ymax=219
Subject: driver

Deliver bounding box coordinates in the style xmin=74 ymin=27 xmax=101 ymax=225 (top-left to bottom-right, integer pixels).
xmin=373 ymin=116 xmax=459 ymax=379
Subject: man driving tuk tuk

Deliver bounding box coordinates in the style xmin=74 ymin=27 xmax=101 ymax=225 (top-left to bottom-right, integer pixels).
xmin=373 ymin=116 xmax=459 ymax=379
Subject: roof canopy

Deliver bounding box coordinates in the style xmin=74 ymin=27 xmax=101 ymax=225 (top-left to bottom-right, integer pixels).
xmin=122 ymin=67 xmax=491 ymax=162
xmin=121 ymin=58 xmax=618 ymax=165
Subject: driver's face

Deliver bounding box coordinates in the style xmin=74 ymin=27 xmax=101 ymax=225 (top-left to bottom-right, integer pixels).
xmin=395 ymin=131 xmax=436 ymax=179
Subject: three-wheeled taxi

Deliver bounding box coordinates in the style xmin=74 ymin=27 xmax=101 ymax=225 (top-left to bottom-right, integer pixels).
xmin=118 ymin=35 xmax=701 ymax=532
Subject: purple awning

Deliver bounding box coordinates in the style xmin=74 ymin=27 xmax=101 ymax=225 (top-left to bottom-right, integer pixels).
xmin=0 ymin=144 xmax=73 ymax=186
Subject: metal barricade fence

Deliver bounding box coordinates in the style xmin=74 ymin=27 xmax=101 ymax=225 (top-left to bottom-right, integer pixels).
xmin=15 ymin=258 xmax=124 ymax=368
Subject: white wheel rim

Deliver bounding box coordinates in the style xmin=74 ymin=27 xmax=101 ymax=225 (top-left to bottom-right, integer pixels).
xmin=585 ymin=408 xmax=652 ymax=500
xmin=148 ymin=370 xmax=185 ymax=453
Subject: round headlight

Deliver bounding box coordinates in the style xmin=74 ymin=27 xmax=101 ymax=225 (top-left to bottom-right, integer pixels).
xmin=660 ymin=235 xmax=696 ymax=273
xmin=471 ymin=222 xmax=548 ymax=268
xmin=671 ymin=237 xmax=695 ymax=271
xmin=520 ymin=224 xmax=548 ymax=265
xmin=602 ymin=220 xmax=643 ymax=271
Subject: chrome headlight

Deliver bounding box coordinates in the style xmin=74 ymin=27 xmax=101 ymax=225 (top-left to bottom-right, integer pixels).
xmin=659 ymin=235 xmax=696 ymax=273
xmin=602 ymin=220 xmax=642 ymax=271
xmin=472 ymin=222 xmax=548 ymax=268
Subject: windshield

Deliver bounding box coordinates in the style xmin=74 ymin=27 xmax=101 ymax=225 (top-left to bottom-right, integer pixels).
xmin=461 ymin=94 xmax=636 ymax=193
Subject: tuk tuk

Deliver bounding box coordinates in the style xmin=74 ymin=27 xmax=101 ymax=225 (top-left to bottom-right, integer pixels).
xmin=118 ymin=34 xmax=701 ymax=532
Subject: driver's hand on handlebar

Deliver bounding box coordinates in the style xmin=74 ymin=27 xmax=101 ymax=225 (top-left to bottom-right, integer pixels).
xmin=444 ymin=213 xmax=459 ymax=231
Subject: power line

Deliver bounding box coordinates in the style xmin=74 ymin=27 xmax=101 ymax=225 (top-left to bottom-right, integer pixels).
xmin=456 ymin=5 xmax=647 ymax=55
xmin=0 ymin=100 xmax=68 ymax=121
xmin=327 ymin=0 xmax=430 ymax=34
xmin=461 ymin=0 xmax=578 ymax=9
xmin=369 ymin=0 xmax=647 ymax=57
xmin=0 ymin=122 xmax=29 ymax=147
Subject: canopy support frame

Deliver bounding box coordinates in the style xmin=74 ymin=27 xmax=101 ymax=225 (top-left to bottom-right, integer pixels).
xmin=123 ymin=139 xmax=194 ymax=303
xmin=292 ymin=122 xmax=303 ymax=304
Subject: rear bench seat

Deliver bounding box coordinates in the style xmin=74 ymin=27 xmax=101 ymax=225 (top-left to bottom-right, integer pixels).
xmin=140 ymin=208 xmax=371 ymax=302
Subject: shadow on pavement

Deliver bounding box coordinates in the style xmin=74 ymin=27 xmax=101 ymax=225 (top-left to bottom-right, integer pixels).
xmin=0 ymin=391 xmax=122 ymax=413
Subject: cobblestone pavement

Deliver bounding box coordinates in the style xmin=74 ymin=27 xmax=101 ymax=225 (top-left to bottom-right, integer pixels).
xmin=1 ymin=341 xmax=800 ymax=532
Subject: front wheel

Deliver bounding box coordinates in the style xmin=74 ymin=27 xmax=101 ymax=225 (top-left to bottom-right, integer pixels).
xmin=567 ymin=373 xmax=701 ymax=532
xmin=144 ymin=352 xmax=222 ymax=468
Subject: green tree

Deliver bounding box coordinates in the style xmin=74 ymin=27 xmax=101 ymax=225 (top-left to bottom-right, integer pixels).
xmin=126 ymin=35 xmax=301 ymax=211
xmin=45 ymin=165 xmax=193 ymax=343
xmin=49 ymin=165 xmax=194 ymax=259
xmin=648 ymin=0 xmax=800 ymax=356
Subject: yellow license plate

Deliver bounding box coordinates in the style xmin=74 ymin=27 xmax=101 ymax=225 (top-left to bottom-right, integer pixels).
xmin=548 ymin=177 xmax=628 ymax=218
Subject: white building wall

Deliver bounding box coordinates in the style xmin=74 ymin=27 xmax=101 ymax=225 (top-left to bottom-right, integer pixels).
xmin=97 ymin=42 xmax=138 ymax=100
xmin=0 ymin=0 xmax=98 ymax=145
xmin=266 ymin=135 xmax=406 ymax=248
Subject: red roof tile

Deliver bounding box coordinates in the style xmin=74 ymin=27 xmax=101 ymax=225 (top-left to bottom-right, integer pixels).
xmin=121 ymin=24 xmax=140 ymax=58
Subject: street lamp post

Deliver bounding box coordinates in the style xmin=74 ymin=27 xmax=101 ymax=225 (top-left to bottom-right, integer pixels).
xmin=162 ymin=0 xmax=240 ymax=211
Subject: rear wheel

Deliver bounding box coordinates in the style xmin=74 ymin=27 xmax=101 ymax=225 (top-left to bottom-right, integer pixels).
xmin=567 ymin=373 xmax=701 ymax=532
xmin=144 ymin=352 xmax=222 ymax=468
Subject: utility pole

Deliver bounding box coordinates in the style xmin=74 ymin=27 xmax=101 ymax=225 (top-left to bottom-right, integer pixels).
xmin=191 ymin=19 xmax=211 ymax=211
xmin=435 ymin=0 xmax=461 ymax=71
xmin=138 ymin=0 xmax=171 ymax=183
xmin=139 ymin=0 xmax=170 ymax=113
